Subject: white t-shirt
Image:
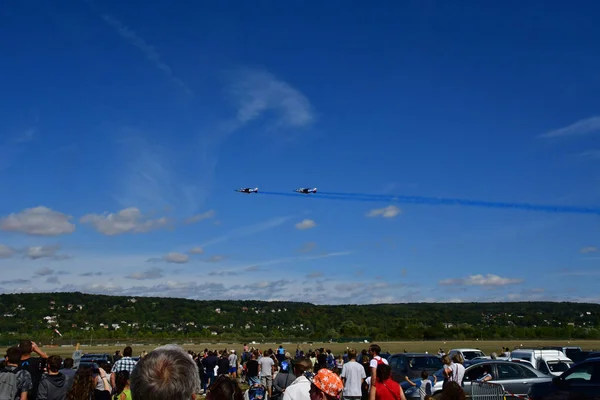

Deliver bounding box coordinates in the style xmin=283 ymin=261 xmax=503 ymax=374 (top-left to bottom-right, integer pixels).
xmin=282 ymin=375 xmax=311 ymax=400
xmin=448 ymin=362 xmax=465 ymax=383
xmin=340 ymin=361 xmax=366 ymax=397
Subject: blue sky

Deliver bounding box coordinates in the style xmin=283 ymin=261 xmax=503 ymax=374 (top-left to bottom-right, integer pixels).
xmin=1 ymin=0 xmax=600 ymax=304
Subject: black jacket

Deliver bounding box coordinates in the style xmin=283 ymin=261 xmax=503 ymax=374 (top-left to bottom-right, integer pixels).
xmin=37 ymin=373 xmax=68 ymax=400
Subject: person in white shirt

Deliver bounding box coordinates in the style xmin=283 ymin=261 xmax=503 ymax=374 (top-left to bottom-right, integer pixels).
xmin=368 ymin=344 xmax=388 ymax=381
xmin=444 ymin=354 xmax=465 ymax=383
xmin=282 ymin=358 xmax=313 ymax=400
xmin=340 ymin=349 xmax=365 ymax=400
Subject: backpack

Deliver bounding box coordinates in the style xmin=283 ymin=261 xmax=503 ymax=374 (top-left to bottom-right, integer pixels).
xmin=0 ymin=367 xmax=21 ymax=400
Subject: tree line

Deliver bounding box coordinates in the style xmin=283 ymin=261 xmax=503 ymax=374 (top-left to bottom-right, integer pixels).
xmin=1 ymin=292 xmax=599 ymax=342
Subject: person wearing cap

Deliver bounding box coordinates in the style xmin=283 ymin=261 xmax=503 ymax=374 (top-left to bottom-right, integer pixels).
xmin=308 ymin=369 xmax=344 ymax=400
xmin=282 ymin=358 xmax=313 ymax=400
xmin=229 ymin=350 xmax=239 ymax=379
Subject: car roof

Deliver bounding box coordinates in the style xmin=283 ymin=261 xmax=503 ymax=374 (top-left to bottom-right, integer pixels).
xmin=451 ymin=348 xmax=483 ymax=352
xmin=392 ymin=353 xmax=439 ymax=357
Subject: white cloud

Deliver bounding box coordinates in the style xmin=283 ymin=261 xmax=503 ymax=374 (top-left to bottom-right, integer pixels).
xmin=164 ymin=252 xmax=189 ymax=264
xmin=100 ymin=15 xmax=192 ymax=95
xmin=26 ymin=245 xmax=68 ymax=260
xmin=298 ymin=242 xmax=317 ymax=253
xmin=184 ymin=210 xmax=216 ymax=224
xmin=0 ymin=207 xmax=75 ymax=236
xmin=366 ymin=205 xmax=401 ymax=218
xmin=539 ymin=116 xmax=600 ymax=138
xmin=80 ymin=208 xmax=170 ymax=236
xmin=189 ymin=247 xmax=204 ymax=254
xmin=127 ymin=267 xmax=164 ymax=280
xmin=439 ymin=274 xmax=523 ymax=286
xmin=575 ymin=150 xmax=600 ymax=160
xmin=0 ymin=244 xmax=14 ymax=259
xmin=580 ymin=246 xmax=598 ymax=253
xmin=228 ymin=68 xmax=314 ymax=130
xmin=295 ymin=219 xmax=316 ymax=230
xmin=34 ymin=267 xmax=54 ymax=276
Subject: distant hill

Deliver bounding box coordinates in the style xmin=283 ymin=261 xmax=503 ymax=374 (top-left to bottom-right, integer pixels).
xmin=1 ymin=292 xmax=599 ymax=341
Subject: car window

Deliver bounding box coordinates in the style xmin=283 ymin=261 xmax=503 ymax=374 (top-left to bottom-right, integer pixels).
xmin=547 ymin=361 xmax=571 ymax=374
xmin=497 ymin=364 xmax=524 ymax=380
xmin=564 ymin=363 xmax=595 ymax=382
xmin=462 ymin=351 xmax=485 ymax=360
xmin=537 ymin=361 xmax=550 ymax=375
xmin=408 ymin=357 xmax=443 ymax=370
xmin=464 ymin=365 xmax=487 ymax=381
xmin=516 ymin=364 xmax=538 ymax=378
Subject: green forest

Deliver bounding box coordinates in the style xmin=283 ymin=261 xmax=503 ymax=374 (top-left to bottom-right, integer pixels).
xmin=1 ymin=292 xmax=599 ymax=342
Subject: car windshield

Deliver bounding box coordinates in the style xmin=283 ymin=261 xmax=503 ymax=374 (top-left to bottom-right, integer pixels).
xmin=547 ymin=361 xmax=572 ymax=373
xmin=462 ymin=351 xmax=485 ymax=359
xmin=408 ymin=357 xmax=443 ymax=369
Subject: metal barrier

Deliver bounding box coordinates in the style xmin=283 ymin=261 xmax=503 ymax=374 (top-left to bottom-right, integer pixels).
xmin=470 ymin=381 xmax=506 ymax=400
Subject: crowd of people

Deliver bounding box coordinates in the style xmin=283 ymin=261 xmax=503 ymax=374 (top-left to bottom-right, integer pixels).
xmin=0 ymin=341 xmax=471 ymax=400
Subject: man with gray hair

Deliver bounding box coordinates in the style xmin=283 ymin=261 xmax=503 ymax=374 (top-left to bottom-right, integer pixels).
xmin=130 ymin=345 xmax=202 ymax=400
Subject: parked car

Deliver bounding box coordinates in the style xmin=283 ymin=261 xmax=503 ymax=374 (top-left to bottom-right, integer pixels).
xmin=448 ymin=348 xmax=486 ymax=361
xmin=510 ymin=349 xmax=573 ymax=376
xmin=80 ymin=353 xmax=113 ymax=369
xmin=387 ymin=353 xmax=444 ymax=383
xmin=528 ymin=357 xmax=600 ymax=400
xmin=430 ymin=360 xmax=552 ymax=398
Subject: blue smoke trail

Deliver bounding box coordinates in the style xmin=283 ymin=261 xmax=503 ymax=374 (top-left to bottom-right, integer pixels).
xmin=257 ymin=191 xmax=600 ymax=215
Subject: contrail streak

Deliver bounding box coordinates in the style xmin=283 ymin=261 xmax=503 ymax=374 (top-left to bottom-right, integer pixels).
xmin=257 ymin=192 xmax=600 ymax=215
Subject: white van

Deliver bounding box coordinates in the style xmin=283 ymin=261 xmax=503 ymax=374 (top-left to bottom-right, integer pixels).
xmin=509 ymin=349 xmax=573 ymax=376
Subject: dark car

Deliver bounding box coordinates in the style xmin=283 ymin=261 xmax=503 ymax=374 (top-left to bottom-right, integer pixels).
xmin=431 ymin=360 xmax=552 ymax=398
xmin=388 ymin=353 xmax=444 ymax=383
xmin=80 ymin=353 xmax=113 ymax=366
xmin=528 ymin=357 xmax=600 ymax=400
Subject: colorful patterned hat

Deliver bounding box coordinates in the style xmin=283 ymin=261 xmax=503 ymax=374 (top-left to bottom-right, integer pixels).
xmin=312 ymin=369 xmax=343 ymax=398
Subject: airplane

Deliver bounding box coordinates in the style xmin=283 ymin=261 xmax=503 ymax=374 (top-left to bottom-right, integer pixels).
xmin=235 ymin=188 xmax=258 ymax=194
xmin=294 ymin=188 xmax=317 ymax=194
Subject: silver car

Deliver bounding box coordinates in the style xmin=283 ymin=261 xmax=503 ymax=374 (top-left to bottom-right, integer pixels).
xmin=431 ymin=360 xmax=553 ymax=397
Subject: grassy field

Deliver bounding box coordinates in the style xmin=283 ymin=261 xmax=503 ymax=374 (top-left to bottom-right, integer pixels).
xmin=40 ymin=340 xmax=600 ymax=359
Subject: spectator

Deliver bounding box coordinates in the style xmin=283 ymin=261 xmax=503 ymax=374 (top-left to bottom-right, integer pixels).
xmin=438 ymin=381 xmax=465 ymax=400
xmin=245 ymin=352 xmax=260 ymax=386
xmin=111 ymin=347 xmax=137 ymax=389
xmin=58 ymin=358 xmax=75 ymax=383
xmin=368 ymin=345 xmax=388 ymax=383
xmin=369 ymin=364 xmax=405 ymax=400
xmin=0 ymin=346 xmax=33 ymax=400
xmin=308 ymin=369 xmax=343 ymax=400
xmin=272 ymin=360 xmax=296 ymax=400
xmin=66 ymin=366 xmax=95 ymax=400
xmin=207 ymin=375 xmax=243 ymax=400
xmin=19 ymin=339 xmax=48 ymax=400
xmin=37 ymin=355 xmax=69 ymax=400
xmin=130 ymin=344 xmax=201 ymax=400
xmin=217 ymin=352 xmax=229 ymax=377
xmin=93 ymin=362 xmax=112 ymax=400
xmin=282 ymin=358 xmax=312 ymax=400
xmin=258 ymin=350 xmax=275 ymax=398
xmin=113 ymin=370 xmax=131 ymax=400
xmin=202 ymin=351 xmax=219 ymax=392
xmin=443 ymin=355 xmax=465 ymax=384
xmin=340 ymin=349 xmax=365 ymax=400
xmin=228 ymin=350 xmax=238 ymax=379
xmin=405 ymin=370 xmax=436 ymax=400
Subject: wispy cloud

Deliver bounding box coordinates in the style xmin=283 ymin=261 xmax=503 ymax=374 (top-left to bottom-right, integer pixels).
xmin=100 ymin=14 xmax=192 ymax=95
xmin=227 ymin=68 xmax=315 ymax=132
xmin=580 ymin=246 xmax=598 ymax=254
xmin=439 ymin=274 xmax=523 ymax=286
xmin=113 ymin=134 xmax=207 ymax=215
xmin=539 ymin=116 xmax=600 ymax=138
xmin=184 ymin=210 xmax=216 ymax=224
xmin=80 ymin=207 xmax=171 ymax=236
xmin=298 ymin=242 xmax=317 ymax=253
xmin=366 ymin=205 xmax=401 ymax=218
xmin=147 ymin=252 xmax=189 ymax=264
xmin=201 ymin=216 xmax=293 ymax=247
xmin=575 ymin=150 xmax=600 ymax=160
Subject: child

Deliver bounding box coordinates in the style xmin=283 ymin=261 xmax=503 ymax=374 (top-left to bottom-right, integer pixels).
xmin=405 ymin=370 xmax=437 ymax=400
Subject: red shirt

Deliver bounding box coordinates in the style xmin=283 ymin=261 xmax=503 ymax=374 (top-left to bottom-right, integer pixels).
xmin=375 ymin=378 xmax=402 ymax=400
